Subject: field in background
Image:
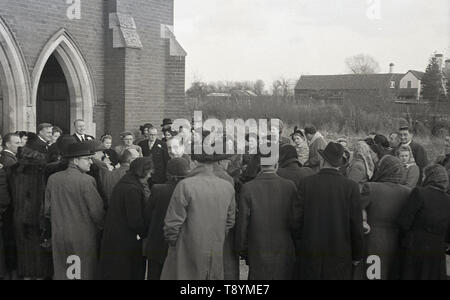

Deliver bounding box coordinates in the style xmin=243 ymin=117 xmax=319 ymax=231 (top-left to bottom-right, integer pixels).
xmin=187 ymin=96 xmax=448 ymax=162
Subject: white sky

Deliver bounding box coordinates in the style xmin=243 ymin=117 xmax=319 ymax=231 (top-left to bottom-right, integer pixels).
xmin=174 ymin=0 xmax=450 ymax=88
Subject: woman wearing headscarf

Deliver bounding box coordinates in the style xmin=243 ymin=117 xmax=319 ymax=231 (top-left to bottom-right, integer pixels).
xmin=398 ymin=165 xmax=450 ymax=280
xmin=347 ymin=141 xmax=375 ymax=187
xmin=360 ymin=155 xmax=412 ymax=280
xmin=396 ymin=145 xmax=420 ymax=188
xmin=98 ymin=157 xmax=153 ymax=280
xmin=290 ymin=127 xmax=309 ymax=166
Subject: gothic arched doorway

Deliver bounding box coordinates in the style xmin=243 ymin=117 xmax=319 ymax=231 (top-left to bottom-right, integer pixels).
xmin=31 ymin=29 xmax=96 ymax=135
xmin=36 ymin=54 xmax=70 ymax=133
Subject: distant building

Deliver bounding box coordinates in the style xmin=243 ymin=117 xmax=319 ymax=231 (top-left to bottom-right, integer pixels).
xmin=295 ymin=56 xmax=450 ymax=104
xmin=294 ymin=73 xmax=403 ymax=104
xmin=204 ymin=90 xmax=257 ymax=105
xmin=398 ymin=70 xmax=425 ymax=101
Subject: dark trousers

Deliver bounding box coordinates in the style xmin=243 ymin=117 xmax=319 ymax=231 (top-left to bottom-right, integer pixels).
xmin=147 ymin=260 xmax=163 ymax=280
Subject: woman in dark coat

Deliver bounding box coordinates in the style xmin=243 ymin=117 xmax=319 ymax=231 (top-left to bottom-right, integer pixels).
xmin=98 ymin=158 xmax=153 ymax=280
xmin=9 ymin=146 xmax=53 ymax=279
xmin=398 ymin=165 xmax=450 ymax=280
xmin=360 ymin=155 xmax=412 ymax=280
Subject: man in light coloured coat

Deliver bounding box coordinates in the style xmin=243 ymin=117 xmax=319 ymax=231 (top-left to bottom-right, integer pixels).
xmin=45 ymin=142 xmax=105 ymax=280
xmin=161 ymin=135 xmax=236 ymax=280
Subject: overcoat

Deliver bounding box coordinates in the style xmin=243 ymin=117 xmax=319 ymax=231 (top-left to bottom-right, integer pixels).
xmin=212 ymin=165 xmax=240 ymax=280
xmin=292 ymin=169 xmax=364 ymax=280
xmin=0 ymin=168 xmax=9 ymax=278
xmin=403 ymin=164 xmax=420 ymax=188
xmin=0 ymin=150 xmax=18 ymax=168
xmin=236 ymin=172 xmax=298 ymax=280
xmin=161 ymin=165 xmax=236 ymax=280
xmin=139 ymin=139 xmax=169 ymax=184
xmin=45 ymin=165 xmax=105 ymax=280
xmin=347 ymin=158 xmax=370 ymax=186
xmin=9 ymin=148 xmax=53 ymax=278
xmin=277 ymin=160 xmax=314 ymax=188
xmin=144 ymin=182 xmax=177 ymax=280
xmin=406 ymin=141 xmax=428 ymax=181
xmin=398 ymin=187 xmax=450 ymax=280
xmin=98 ymin=174 xmax=148 ymax=280
xmin=360 ymin=182 xmax=412 ymax=280
xmin=305 ymin=135 xmax=327 ymax=173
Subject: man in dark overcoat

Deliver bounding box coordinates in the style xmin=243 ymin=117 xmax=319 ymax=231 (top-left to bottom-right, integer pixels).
xmin=139 ymin=127 xmax=170 ymax=184
xmin=291 ymin=142 xmax=365 ymax=280
xmin=236 ymin=147 xmax=298 ymax=280
xmin=145 ymin=158 xmax=190 ymax=280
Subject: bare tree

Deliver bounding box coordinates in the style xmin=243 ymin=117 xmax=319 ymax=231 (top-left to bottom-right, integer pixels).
xmin=272 ymin=78 xmax=294 ymax=98
xmin=254 ymin=80 xmax=266 ymax=95
xmin=345 ymin=54 xmax=381 ymax=74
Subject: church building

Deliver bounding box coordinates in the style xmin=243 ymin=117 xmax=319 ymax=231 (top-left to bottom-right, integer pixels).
xmin=0 ymin=0 xmax=186 ymax=139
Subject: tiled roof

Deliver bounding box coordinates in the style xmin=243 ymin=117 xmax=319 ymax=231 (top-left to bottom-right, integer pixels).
xmin=295 ymin=73 xmax=404 ymax=91
xmin=408 ymin=70 xmax=425 ymax=80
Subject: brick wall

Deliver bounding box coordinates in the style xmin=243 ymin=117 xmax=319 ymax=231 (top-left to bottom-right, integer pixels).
xmin=0 ymin=0 xmax=186 ymax=142
xmin=165 ymin=43 xmax=187 ymax=120
xmin=0 ymin=0 xmax=106 ymax=136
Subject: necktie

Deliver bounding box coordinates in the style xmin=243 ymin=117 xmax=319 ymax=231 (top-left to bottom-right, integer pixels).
xmin=81 ymin=135 xmax=85 ymax=142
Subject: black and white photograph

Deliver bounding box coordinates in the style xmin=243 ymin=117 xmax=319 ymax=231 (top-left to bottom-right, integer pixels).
xmin=0 ymin=0 xmax=450 ymax=287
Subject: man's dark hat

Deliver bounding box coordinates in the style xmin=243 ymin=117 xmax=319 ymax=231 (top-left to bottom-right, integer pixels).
xmin=167 ymin=158 xmax=191 ymax=178
xmin=279 ymin=144 xmax=300 ymax=168
xmin=161 ymin=118 xmax=173 ymax=128
xmin=56 ymin=135 xmax=77 ymax=156
xmin=318 ymin=142 xmax=346 ymax=167
xmin=85 ymin=140 xmax=106 ymax=153
xmin=63 ymin=142 xmax=94 ymax=159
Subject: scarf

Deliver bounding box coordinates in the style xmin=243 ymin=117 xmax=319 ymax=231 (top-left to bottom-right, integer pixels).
xmin=422 ymin=164 xmax=449 ymax=192
xmin=308 ymin=132 xmax=324 ymax=146
xmin=352 ymin=141 xmax=375 ymax=179
xmin=371 ymin=155 xmax=405 ymax=184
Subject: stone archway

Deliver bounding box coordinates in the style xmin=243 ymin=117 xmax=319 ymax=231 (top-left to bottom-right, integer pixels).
xmin=0 ymin=17 xmax=31 ymax=133
xmin=31 ymin=29 xmax=96 ymax=135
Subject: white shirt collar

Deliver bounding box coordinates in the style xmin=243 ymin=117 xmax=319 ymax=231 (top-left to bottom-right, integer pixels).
xmin=3 ymin=149 xmax=15 ymax=156
xmin=38 ymin=135 xmax=48 ymax=144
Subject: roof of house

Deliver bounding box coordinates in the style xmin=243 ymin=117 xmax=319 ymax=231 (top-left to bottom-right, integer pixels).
xmin=206 ymin=90 xmax=258 ymax=98
xmin=407 ymin=70 xmax=425 ymax=80
xmin=295 ymin=73 xmax=404 ymax=91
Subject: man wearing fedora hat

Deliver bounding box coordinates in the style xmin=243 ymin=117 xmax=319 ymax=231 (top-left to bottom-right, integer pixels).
xmin=291 ymin=142 xmax=364 ymax=280
xmin=161 ymin=131 xmax=236 ymax=280
xmin=45 ymin=142 xmax=105 ymax=280
xmin=236 ymin=143 xmax=298 ymax=280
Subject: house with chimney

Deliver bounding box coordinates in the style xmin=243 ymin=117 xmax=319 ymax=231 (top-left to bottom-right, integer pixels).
xmin=295 ymin=54 xmax=450 ymax=104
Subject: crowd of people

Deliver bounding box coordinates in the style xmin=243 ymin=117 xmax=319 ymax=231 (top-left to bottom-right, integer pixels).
xmin=0 ymin=117 xmax=449 ymax=280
